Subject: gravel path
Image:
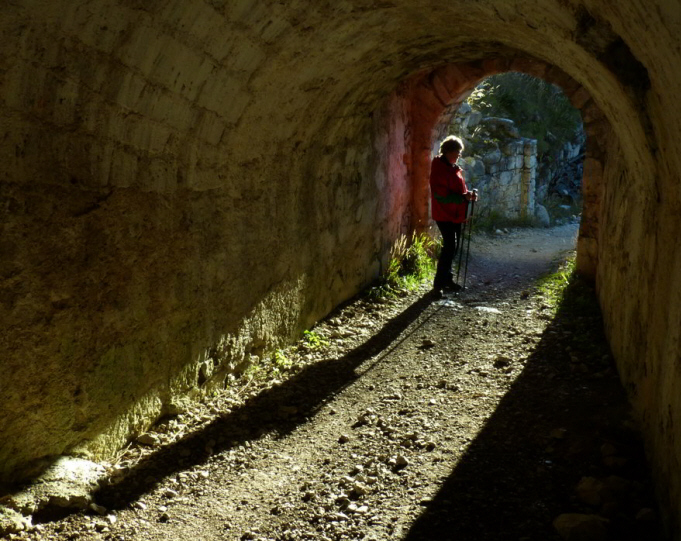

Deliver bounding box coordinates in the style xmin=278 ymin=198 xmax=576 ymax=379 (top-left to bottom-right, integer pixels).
xmin=12 ymin=224 xmax=662 ymax=541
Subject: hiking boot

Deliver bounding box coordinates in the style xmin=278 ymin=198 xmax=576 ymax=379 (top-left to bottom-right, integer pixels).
xmin=431 ymin=287 xmax=443 ymax=299
xmin=443 ymin=281 xmax=462 ymax=293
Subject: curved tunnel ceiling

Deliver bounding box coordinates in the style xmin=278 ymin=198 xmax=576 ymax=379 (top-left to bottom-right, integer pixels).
xmin=2 ymin=0 xmax=677 ymax=510
xmin=3 ymin=0 xmax=650 ymax=170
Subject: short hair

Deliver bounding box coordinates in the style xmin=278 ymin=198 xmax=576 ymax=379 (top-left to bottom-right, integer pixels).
xmin=440 ymin=135 xmax=464 ymax=155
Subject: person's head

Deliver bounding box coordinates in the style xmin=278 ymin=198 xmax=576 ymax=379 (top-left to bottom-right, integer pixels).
xmin=439 ymin=136 xmax=464 ymax=163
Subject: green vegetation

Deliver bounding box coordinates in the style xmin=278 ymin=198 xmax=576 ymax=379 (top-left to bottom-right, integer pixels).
xmin=536 ymin=252 xmax=577 ymax=311
xmin=272 ymin=349 xmax=292 ymax=370
xmin=467 ymin=72 xmax=583 ymax=157
xmin=235 ymin=327 xmax=333 ymax=384
xmin=536 ymin=251 xmax=598 ymax=322
xmin=302 ymin=330 xmax=329 ymax=350
xmin=368 ymin=232 xmax=440 ymax=300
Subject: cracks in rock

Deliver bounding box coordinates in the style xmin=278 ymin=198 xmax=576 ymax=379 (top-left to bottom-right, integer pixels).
xmin=573 ymin=6 xmax=656 ymax=165
xmin=72 ymin=190 xmax=113 ymax=218
xmin=573 ymin=6 xmax=651 ymax=103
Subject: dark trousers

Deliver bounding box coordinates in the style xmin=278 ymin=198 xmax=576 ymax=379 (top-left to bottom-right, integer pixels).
xmin=434 ymin=221 xmax=462 ymax=289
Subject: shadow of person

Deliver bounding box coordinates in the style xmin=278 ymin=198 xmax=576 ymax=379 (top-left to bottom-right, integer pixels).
xmin=94 ymin=292 xmax=440 ymax=510
xmin=403 ymin=279 xmax=660 ymax=541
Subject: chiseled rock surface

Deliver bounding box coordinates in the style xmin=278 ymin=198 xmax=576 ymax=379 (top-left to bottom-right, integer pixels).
xmin=0 ymin=506 xmax=31 ymax=537
xmin=553 ymin=513 xmax=609 ymax=541
xmin=2 ymin=457 xmax=105 ymax=515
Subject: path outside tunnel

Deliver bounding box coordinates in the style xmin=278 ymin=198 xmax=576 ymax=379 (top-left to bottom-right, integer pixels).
xmin=19 ymin=224 xmax=662 ymax=541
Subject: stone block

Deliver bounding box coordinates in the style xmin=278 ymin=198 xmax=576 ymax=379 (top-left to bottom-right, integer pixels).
xmin=544 ymin=65 xmax=580 ymax=95
xmin=196 ymin=71 xmax=251 ymax=124
xmin=483 ymin=148 xmax=502 ymax=165
xmin=0 ymin=507 xmax=31 ymax=536
xmin=220 ymin=37 xmax=267 ymax=73
xmin=501 ymin=142 xmax=516 ymax=156
xmin=535 ymin=204 xmax=550 ymax=226
xmin=553 ymin=513 xmax=609 ymax=541
xmin=582 ymin=100 xmax=605 ymax=123
xmin=584 ymin=120 xmax=610 ymax=146
xmin=457 ymin=102 xmax=472 ymax=116
xmin=433 ymin=64 xmax=467 ymax=96
xmin=150 ymin=42 xmax=211 ymax=100
xmin=109 ymin=71 xmax=148 ymax=111
xmin=197 ymin=111 xmax=227 ymax=146
xmin=60 ymin=3 xmax=130 ymax=54
xmin=126 ymin=118 xmax=174 ymax=155
xmin=509 ymin=56 xmax=547 ymax=78
xmin=468 ymin=110 xmax=483 ymax=128
xmin=430 ymin=72 xmax=453 ymax=105
xmin=569 ymin=86 xmax=591 ymax=109
xmin=582 ymin=158 xmax=604 ymax=198
xmin=158 ymin=2 xmax=230 ymax=55
xmin=117 ymin=24 xmax=169 ymax=74
xmin=499 ymin=171 xmax=513 ymax=185
xmin=523 ymin=139 xmax=538 ymax=155
xmin=481 ymin=57 xmax=511 ymax=75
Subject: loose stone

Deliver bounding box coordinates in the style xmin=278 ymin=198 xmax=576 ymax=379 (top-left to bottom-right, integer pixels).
xmin=136 ymin=434 xmax=159 ymax=446
xmin=553 ymin=513 xmax=609 ymax=541
xmin=396 ymin=455 xmax=409 ymax=467
xmin=89 ymin=503 xmax=107 ymax=515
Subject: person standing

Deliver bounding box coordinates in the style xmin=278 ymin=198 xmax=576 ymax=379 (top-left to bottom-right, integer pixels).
xmin=429 ymin=135 xmax=478 ymax=295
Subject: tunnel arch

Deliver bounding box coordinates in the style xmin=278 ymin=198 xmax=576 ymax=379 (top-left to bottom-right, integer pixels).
xmin=391 ymin=56 xmax=611 ymax=279
xmin=2 ymin=2 xmax=681 ymax=534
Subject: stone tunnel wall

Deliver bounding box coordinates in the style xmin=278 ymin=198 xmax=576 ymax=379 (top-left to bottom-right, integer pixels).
xmin=0 ymin=0 xmax=414 ymax=481
xmin=2 ymin=1 xmax=681 ymax=535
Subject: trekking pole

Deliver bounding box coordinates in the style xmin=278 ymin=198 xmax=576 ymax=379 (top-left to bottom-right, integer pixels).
xmin=455 ymin=218 xmax=467 ymax=283
xmin=462 ymin=191 xmax=477 ymax=290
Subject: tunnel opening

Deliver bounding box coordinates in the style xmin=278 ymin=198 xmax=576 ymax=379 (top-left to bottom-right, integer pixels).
xmin=416 ymin=70 xmax=587 ymax=295
xmin=395 ymin=56 xmax=610 ymax=282
xmin=435 ymin=72 xmax=585 ymax=233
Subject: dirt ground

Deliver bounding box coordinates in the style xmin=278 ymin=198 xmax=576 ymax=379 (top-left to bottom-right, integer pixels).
xmin=10 ymin=223 xmax=663 ymax=541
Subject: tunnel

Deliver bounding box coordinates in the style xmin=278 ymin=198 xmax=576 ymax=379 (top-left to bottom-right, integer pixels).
xmin=1 ymin=0 xmax=681 ymax=535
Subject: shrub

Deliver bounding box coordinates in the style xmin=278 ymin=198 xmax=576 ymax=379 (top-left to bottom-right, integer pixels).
xmin=368 ymin=232 xmax=440 ymax=299
xmin=467 ymin=72 xmax=583 ymax=158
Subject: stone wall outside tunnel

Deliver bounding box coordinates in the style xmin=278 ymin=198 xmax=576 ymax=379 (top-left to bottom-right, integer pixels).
xmin=2 ymin=1 xmax=681 ymax=536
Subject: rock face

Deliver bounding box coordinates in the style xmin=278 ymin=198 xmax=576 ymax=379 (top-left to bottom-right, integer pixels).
xmin=1 ymin=457 xmax=105 ymax=515
xmin=0 ymin=2 xmax=681 ymax=536
xmin=453 ymin=114 xmax=538 ymax=222
xmin=440 ymin=84 xmax=586 ymax=224
xmin=553 ymin=513 xmax=609 ymax=541
xmin=535 ymin=204 xmax=551 ymax=227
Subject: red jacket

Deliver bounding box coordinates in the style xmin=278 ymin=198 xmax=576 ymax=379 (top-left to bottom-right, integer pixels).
xmin=429 ymin=155 xmax=469 ymax=222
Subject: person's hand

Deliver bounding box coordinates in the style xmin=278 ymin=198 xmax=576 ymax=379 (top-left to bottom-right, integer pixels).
xmin=465 ymin=190 xmax=479 ymax=202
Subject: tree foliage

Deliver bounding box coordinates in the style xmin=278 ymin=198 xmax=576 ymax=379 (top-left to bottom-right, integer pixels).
xmin=467 ymin=72 xmax=583 ymax=156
